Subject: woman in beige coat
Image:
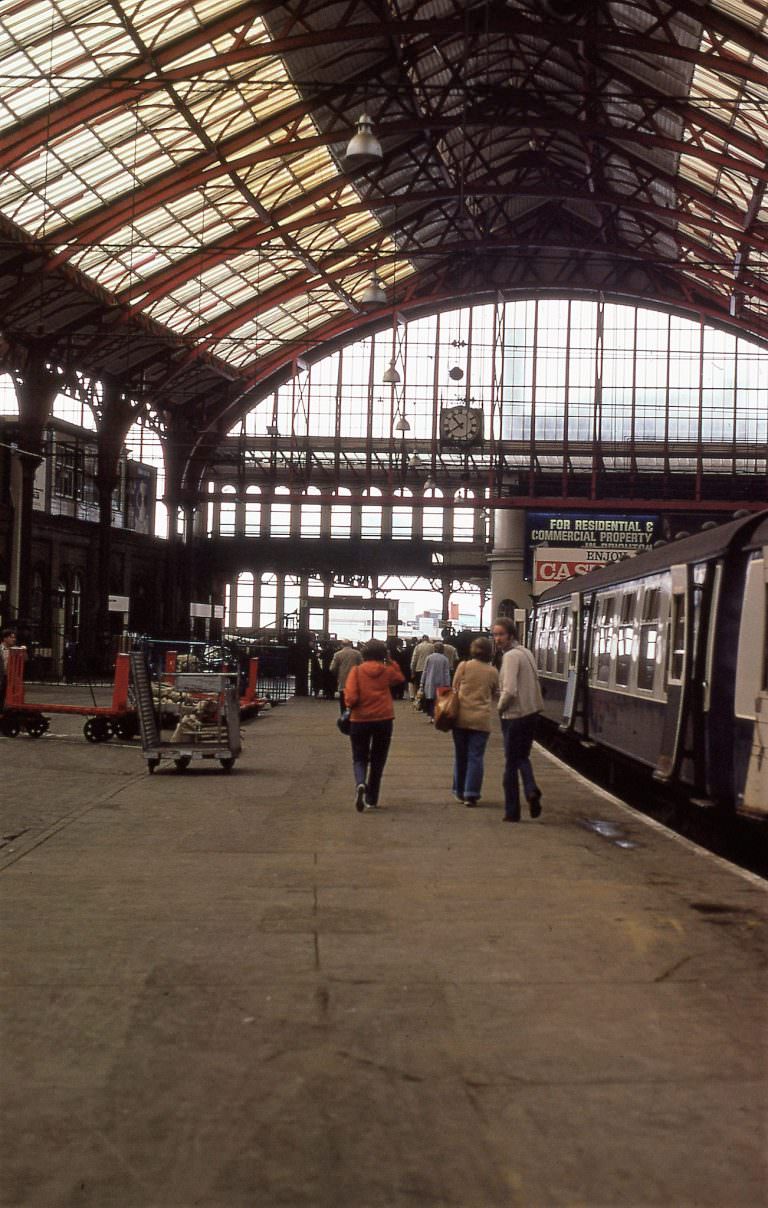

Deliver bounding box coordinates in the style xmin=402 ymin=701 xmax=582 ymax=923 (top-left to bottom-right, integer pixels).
xmin=450 ymin=637 xmax=500 ymax=806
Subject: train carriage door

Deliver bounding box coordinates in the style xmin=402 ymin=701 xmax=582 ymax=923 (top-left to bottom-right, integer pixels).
xmin=654 ymin=564 xmax=689 ymax=781
xmin=737 ymin=548 xmax=768 ymax=817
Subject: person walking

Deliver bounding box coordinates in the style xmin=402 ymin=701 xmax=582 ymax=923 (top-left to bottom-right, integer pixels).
xmin=343 ymin=640 xmax=405 ymax=812
xmin=491 ymin=617 xmax=544 ymax=822
xmin=329 ymin=639 xmax=362 ymax=712
xmin=409 ymin=634 xmax=434 ymax=697
xmin=450 ymin=637 xmax=500 ymax=807
xmin=420 ymin=641 xmax=451 ymax=720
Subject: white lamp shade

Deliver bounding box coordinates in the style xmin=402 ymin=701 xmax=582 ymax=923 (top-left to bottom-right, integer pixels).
xmin=382 ymin=358 xmax=401 ymax=384
xmin=344 ymin=113 xmax=383 ymax=165
xmin=361 ymin=272 xmax=387 ymax=306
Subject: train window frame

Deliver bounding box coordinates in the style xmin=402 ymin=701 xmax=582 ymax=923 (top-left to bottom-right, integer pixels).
xmin=666 ymin=571 xmax=688 ymax=688
xmin=556 ymin=606 xmax=572 ymax=676
xmin=590 ymin=593 xmax=616 ymax=686
xmin=614 ymin=591 xmax=637 ymax=688
xmin=536 ymin=608 xmax=550 ymax=671
xmin=636 ymin=580 xmax=667 ymax=697
xmin=568 ymin=593 xmax=581 ymax=672
xmin=546 ymin=607 xmax=561 ymax=673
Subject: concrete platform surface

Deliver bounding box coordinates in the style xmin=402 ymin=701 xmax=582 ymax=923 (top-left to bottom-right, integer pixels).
xmin=1 ymin=697 xmax=766 ymax=1208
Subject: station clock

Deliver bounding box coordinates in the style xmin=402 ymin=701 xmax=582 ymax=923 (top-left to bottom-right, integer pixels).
xmin=439 ymin=404 xmax=484 ymax=446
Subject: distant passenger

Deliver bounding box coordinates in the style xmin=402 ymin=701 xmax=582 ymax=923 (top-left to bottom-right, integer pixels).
xmin=343 ymin=640 xmax=405 ymax=812
xmin=420 ymin=642 xmax=452 ymax=721
xmin=329 ymin=639 xmax=362 ymax=713
xmin=491 ymin=617 xmax=544 ymax=822
xmin=410 ymin=635 xmax=434 ymax=696
xmin=441 ymin=640 xmax=459 ymax=670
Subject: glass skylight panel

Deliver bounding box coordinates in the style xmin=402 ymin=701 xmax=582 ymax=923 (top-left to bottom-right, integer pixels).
xmin=125 ymin=0 xmax=233 ymax=52
xmin=712 ymin=0 xmax=768 ymax=27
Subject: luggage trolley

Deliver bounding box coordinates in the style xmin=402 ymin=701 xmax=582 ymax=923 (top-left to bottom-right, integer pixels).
xmin=130 ymin=653 xmax=242 ymax=773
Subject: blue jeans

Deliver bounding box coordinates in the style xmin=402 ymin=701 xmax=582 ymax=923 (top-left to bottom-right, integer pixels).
xmin=350 ymin=719 xmax=393 ymax=805
xmin=501 ymin=715 xmax=539 ymax=819
xmin=452 ymin=728 xmax=489 ymax=801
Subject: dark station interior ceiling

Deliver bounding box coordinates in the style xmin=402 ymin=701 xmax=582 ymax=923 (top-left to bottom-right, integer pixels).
xmin=1 ymin=0 xmax=767 ymax=442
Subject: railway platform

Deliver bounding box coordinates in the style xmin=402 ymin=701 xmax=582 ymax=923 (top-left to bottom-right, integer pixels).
xmin=1 ymin=692 xmax=766 ymax=1207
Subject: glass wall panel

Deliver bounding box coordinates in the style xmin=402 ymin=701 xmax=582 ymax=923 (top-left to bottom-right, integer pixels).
xmin=392 ymin=488 xmax=412 ymax=539
xmin=235 ymin=572 xmax=254 ymax=628
xmin=245 ymin=486 xmax=261 ymax=536
xmin=219 ymin=485 xmax=236 ymax=536
xmin=331 ymin=487 xmax=352 ymax=538
xmin=270 ymin=486 xmax=292 ymax=537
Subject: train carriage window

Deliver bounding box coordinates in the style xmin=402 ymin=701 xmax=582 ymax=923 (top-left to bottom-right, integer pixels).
xmin=536 ymin=610 xmax=550 ymax=670
xmin=637 ymin=587 xmax=660 ymax=691
xmin=615 ymin=593 xmax=636 ymax=687
xmin=591 ymin=595 xmax=615 ymax=684
xmin=668 ymin=596 xmax=686 ymax=685
xmin=557 ymin=608 xmax=572 ymax=675
xmin=546 ymin=608 xmax=560 ymax=673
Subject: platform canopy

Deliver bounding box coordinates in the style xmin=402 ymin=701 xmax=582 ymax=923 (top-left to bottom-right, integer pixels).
xmin=0 ymin=0 xmax=767 ymax=439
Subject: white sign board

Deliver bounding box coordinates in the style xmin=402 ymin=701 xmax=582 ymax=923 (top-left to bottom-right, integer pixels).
xmin=533 ymin=547 xmax=638 ymax=595
xmin=189 ymin=602 xmax=213 ymax=618
xmin=108 ymin=595 xmax=130 ymax=612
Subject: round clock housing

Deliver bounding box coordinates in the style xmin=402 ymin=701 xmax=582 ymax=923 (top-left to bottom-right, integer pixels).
xmin=439 ymin=404 xmax=484 ymax=444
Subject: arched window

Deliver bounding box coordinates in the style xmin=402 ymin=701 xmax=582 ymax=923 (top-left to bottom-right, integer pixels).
xmin=453 ymin=489 xmax=474 ymax=542
xmin=235 ymin=572 xmax=255 ymax=629
xmin=219 ymin=485 xmax=236 ymax=537
xmin=361 ymin=487 xmax=382 ymax=540
xmin=244 ymin=486 xmax=260 ymax=536
xmin=260 ymin=573 xmax=278 ymax=627
xmin=392 ymin=488 xmax=412 ymax=539
xmin=270 ymin=486 xmax=292 ymax=538
xmin=422 ymin=487 xmax=444 ymax=541
xmin=300 ymin=486 xmax=322 ymax=538
xmin=331 ymin=487 xmax=351 ymax=539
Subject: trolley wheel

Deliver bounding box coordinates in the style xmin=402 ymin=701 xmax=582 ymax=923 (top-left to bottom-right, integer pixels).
xmin=113 ymin=715 xmax=139 ymax=740
xmin=147 ymin=758 xmax=159 ymax=775
xmin=174 ymin=755 xmax=192 ymax=773
xmin=83 ymin=716 xmax=113 ymax=743
xmin=219 ymin=757 xmax=235 ymax=772
xmin=0 ymin=715 xmax=20 ymax=738
xmin=25 ymin=716 xmax=49 ymax=738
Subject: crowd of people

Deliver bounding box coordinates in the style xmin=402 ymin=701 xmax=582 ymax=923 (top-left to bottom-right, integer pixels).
xmin=331 ymin=620 xmax=544 ymax=822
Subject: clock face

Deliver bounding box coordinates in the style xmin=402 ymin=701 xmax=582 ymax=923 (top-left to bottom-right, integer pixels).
xmin=440 ymin=405 xmax=483 ymax=444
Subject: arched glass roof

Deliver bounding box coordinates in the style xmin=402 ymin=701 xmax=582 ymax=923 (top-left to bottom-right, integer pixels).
xmin=207 ymin=298 xmax=767 ymax=503
xmin=1 ymin=0 xmax=767 ymax=445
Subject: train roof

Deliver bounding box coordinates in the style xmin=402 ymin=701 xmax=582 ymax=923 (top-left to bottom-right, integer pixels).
xmin=535 ymin=509 xmax=768 ymax=604
xmin=744 ymin=513 xmax=768 ymax=552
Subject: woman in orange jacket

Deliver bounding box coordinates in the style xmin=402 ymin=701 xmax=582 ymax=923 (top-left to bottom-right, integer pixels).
xmin=343 ymin=639 xmax=405 ymax=812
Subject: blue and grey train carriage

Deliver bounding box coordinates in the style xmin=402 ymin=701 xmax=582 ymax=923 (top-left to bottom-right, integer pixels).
xmin=531 ymin=511 xmax=768 ymax=817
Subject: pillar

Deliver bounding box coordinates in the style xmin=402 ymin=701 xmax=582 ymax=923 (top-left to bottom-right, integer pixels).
xmin=88 ymin=381 xmax=136 ymax=671
xmin=10 ymin=358 xmax=57 ymax=626
xmin=441 ymin=577 xmax=452 ymax=628
xmin=487 ymin=508 xmax=530 ymax=621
